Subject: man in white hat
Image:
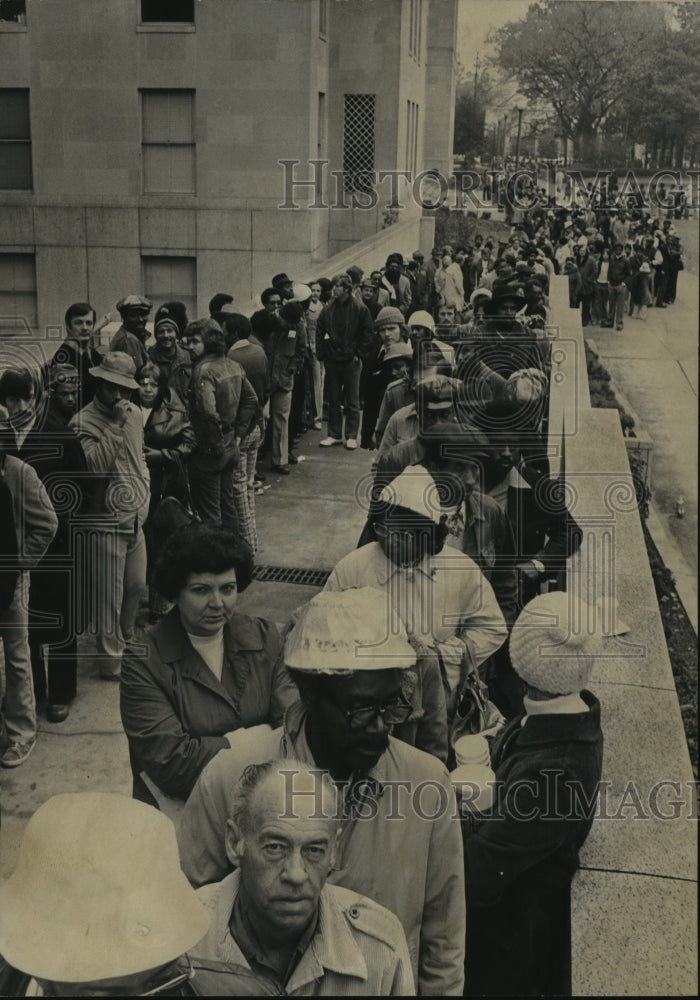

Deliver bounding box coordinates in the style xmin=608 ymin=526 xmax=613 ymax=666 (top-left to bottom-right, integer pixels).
xmin=463 ymin=591 xmax=604 ymax=996
xmin=189 ymin=759 xmax=415 ymax=995
xmin=325 ymin=468 xmax=506 ymax=735
xmin=177 ymin=587 xmax=466 ymax=996
xmin=70 ymin=352 xmax=150 ymax=680
xmin=0 ymin=792 xmax=209 ymax=996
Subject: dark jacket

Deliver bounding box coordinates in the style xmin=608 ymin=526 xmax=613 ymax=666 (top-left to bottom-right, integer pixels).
xmin=148 ymin=343 xmax=192 ymax=405
xmin=577 ymin=252 xmax=598 ymax=295
xmin=187 ymin=355 xmax=260 ymax=471
xmin=120 ymin=607 xmax=298 ymax=801
xmin=464 ymin=692 xmax=603 ymax=995
xmin=109 ymin=325 xmax=149 ymax=369
xmin=316 ymin=296 xmax=375 ymax=364
xmin=144 ymin=391 xmax=195 ymax=506
xmin=608 ymin=252 xmax=632 ymax=287
xmin=18 ymin=402 xmax=89 ymax=553
xmin=227 ymin=340 xmax=270 ymax=407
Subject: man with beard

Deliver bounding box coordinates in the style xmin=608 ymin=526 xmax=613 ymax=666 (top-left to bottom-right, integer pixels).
xmin=109 ymin=294 xmax=153 ymax=368
xmin=177 ymin=587 xmax=466 ymax=996
xmin=18 ymin=365 xmax=89 ymax=723
xmin=381 ymin=253 xmax=412 ymax=317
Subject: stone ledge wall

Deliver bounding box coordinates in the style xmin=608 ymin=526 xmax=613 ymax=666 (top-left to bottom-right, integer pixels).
xmin=547 ymin=276 xmax=697 ymax=997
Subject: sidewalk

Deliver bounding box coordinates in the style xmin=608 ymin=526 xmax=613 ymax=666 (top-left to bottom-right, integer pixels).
xmin=584 ymin=220 xmax=698 ymax=630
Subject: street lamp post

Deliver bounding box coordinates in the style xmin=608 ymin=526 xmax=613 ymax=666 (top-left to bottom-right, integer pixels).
xmin=515 ymin=106 xmax=524 ymax=171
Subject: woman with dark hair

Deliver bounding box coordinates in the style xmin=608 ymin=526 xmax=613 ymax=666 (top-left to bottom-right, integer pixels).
xmin=120 ymin=522 xmax=298 ymax=805
xmin=136 ymin=361 xmax=194 ymax=516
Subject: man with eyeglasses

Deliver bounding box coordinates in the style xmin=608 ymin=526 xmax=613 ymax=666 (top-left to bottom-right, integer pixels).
xmin=177 ymin=587 xmax=466 ymax=995
xmin=0 ymin=792 xmax=209 ymax=996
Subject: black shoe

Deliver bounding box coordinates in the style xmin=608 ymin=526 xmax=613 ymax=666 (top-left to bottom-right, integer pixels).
xmin=255 ymin=471 xmax=266 ymax=482
xmin=288 ymin=454 xmax=299 ymax=465
xmin=46 ymin=703 xmax=70 ymax=724
xmin=270 ymin=465 xmax=290 ymax=475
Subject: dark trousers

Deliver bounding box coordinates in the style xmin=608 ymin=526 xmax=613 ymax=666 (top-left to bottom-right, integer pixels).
xmin=325 ymin=358 xmax=362 ymax=441
xmin=189 ymin=459 xmax=240 ymax=534
xmin=29 ymin=565 xmax=78 ymax=705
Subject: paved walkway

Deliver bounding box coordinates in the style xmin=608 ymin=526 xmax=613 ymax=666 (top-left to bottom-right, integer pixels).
xmin=585 ymin=217 xmax=698 ymax=629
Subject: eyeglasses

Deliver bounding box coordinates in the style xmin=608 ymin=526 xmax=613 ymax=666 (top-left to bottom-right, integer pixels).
xmin=338 ymin=699 xmax=412 ymax=729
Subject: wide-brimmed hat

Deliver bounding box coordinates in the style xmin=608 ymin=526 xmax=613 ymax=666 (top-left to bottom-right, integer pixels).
xmin=0 ymin=793 xmax=210 ymax=983
xmin=284 ymin=588 xmax=416 ymax=674
xmin=88 ymin=352 xmax=139 ymax=389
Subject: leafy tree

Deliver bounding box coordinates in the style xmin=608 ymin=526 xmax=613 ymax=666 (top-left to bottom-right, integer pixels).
xmin=493 ymin=1 xmax=665 ymax=161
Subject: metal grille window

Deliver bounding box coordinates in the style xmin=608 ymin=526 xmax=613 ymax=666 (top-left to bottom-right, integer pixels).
xmin=0 ymin=253 xmax=37 ymax=335
xmin=0 ymin=89 xmax=31 ymax=189
xmin=409 ymin=0 xmax=422 ymax=61
xmin=141 ymin=90 xmax=195 ymax=194
xmin=142 ymin=256 xmax=197 ymax=320
xmin=343 ymin=94 xmax=375 ymax=192
xmin=141 ymin=0 xmax=194 ymax=22
xmin=319 ymin=0 xmax=327 ymax=38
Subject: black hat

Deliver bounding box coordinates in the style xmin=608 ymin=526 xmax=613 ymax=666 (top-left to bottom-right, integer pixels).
xmin=154 ymin=301 xmax=189 ymax=336
xmin=271 ymin=273 xmax=294 ymax=289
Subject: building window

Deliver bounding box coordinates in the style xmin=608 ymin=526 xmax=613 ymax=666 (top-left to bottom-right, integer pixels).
xmin=409 ymin=0 xmax=422 ymax=62
xmin=0 ymin=89 xmax=32 ymax=190
xmin=319 ymin=0 xmax=327 ymax=38
xmin=343 ymin=94 xmax=375 ymax=193
xmin=0 ymin=1 xmax=26 ymax=24
xmin=142 ymin=256 xmax=197 ymax=321
xmin=141 ymin=90 xmax=195 ymax=194
xmin=141 ymin=0 xmax=194 ymax=22
xmin=0 ymin=253 xmax=37 ymax=335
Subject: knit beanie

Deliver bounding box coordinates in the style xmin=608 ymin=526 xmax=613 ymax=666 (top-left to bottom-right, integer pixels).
xmin=374 ymin=306 xmax=405 ymax=330
xmin=154 ymin=301 xmax=189 ymax=336
xmin=509 ymin=591 xmax=601 ymax=695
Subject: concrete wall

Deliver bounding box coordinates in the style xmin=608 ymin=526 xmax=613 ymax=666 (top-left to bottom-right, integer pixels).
xmin=0 ymin=0 xmax=455 ymax=331
xmin=547 ymin=276 xmax=697 ymax=996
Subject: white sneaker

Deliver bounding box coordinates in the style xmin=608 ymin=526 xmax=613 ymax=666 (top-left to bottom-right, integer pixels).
xmin=345 ymin=439 xmax=358 ymax=450
xmin=319 ymin=437 xmax=343 ymax=447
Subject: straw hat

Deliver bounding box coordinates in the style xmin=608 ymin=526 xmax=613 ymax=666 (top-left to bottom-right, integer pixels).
xmin=284 ymin=588 xmax=416 ymax=674
xmin=0 ymin=793 xmax=210 ymax=983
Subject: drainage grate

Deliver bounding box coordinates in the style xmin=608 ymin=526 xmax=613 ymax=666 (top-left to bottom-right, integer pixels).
xmin=253 ymin=565 xmax=331 ymax=588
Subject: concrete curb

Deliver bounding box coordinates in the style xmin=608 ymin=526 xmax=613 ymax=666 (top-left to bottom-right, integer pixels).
xmin=647 ymin=502 xmax=698 ymax=635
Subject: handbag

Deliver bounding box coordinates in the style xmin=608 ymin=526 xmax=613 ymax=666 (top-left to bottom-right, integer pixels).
xmin=449 ymin=665 xmax=505 ymax=746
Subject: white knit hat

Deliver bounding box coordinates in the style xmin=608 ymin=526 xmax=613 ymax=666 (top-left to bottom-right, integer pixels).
xmin=407 ymin=310 xmax=436 ymax=332
xmin=284 ymin=587 xmax=417 ymax=674
xmin=0 ymin=793 xmax=209 ymax=983
xmin=509 ymin=591 xmax=601 ymax=695
xmin=379 ymin=466 xmax=442 ymax=524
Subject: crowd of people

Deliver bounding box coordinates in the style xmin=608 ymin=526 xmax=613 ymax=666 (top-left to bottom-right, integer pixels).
xmin=0 ymin=225 xmax=626 ymax=995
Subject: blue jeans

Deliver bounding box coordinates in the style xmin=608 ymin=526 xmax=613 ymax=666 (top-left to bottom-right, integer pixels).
xmin=0 ymin=572 xmax=36 ymax=743
xmin=325 ymin=358 xmax=361 ymax=440
xmin=92 ymin=528 xmax=147 ymax=678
